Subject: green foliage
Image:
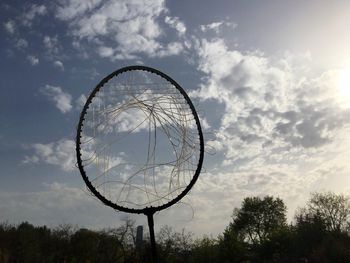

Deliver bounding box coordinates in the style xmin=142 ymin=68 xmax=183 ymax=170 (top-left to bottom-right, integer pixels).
xmin=256 ymin=224 xmax=295 ymax=262
xmin=217 ymin=227 xmax=246 ymax=262
xmin=0 ymin=221 xmax=126 ymax=263
xmin=191 ymin=236 xmax=218 ymax=263
xmin=232 ymin=196 xmax=287 ymax=244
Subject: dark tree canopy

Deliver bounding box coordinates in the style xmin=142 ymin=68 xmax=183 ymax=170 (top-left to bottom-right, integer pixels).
xmin=2 ymin=192 xmax=350 ymax=263
xmin=301 ymin=192 xmax=350 ymax=233
xmin=231 ymin=196 xmax=287 ymax=244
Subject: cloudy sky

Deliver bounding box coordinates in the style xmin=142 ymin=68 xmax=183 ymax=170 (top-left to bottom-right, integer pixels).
xmin=1 ymin=0 xmax=350 ymax=237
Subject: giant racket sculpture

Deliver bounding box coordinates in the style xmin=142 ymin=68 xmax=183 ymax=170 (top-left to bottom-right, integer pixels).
xmin=76 ymin=65 xmax=204 ymax=262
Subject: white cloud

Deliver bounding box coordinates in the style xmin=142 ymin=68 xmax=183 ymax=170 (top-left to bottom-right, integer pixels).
xmin=53 ymin=60 xmax=64 ymax=70
xmin=22 ymin=155 xmax=39 ymax=164
xmin=27 ymin=4 xmax=47 ymax=19
xmin=187 ymin=37 xmax=350 ymax=232
xmin=55 ymin=0 xmax=185 ymax=59
xmin=200 ymin=22 xmax=222 ymax=32
xmin=56 ymin=0 xmax=103 ymax=20
xmin=4 ymin=20 xmax=15 ymax=34
xmin=193 ymin=39 xmax=350 ymax=161
xmin=43 ymin=35 xmax=57 ymax=49
xmin=27 ymin=55 xmax=39 ymax=65
xmin=43 ymin=35 xmax=59 ymax=56
xmin=15 ymin=39 xmax=28 ymax=49
xmin=97 ymin=46 xmax=114 ymax=57
xmin=75 ymin=94 xmax=87 ymax=111
xmin=22 ymin=4 xmax=47 ymax=26
xmin=156 ymin=42 xmax=183 ymax=57
xmin=200 ymin=21 xmax=236 ymax=33
xmin=76 ymin=94 xmax=87 ymax=109
xmin=0 ymin=182 xmax=129 ymax=228
xmin=23 ymin=139 xmax=76 ymax=172
xmin=40 ymin=85 xmax=72 ymax=113
xmin=165 ymin=16 xmax=186 ymax=35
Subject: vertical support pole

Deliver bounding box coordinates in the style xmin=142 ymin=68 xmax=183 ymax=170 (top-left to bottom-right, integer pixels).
xmin=147 ymin=211 xmax=158 ymax=263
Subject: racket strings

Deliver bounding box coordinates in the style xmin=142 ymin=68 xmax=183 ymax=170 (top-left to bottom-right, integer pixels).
xmin=79 ymin=71 xmax=201 ymax=209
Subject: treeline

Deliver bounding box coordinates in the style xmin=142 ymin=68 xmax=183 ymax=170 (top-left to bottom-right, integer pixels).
xmin=1 ymin=192 xmax=350 ymax=262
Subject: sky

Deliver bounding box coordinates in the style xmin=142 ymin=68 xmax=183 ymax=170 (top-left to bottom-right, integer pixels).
xmin=1 ymin=0 xmax=350 ymax=237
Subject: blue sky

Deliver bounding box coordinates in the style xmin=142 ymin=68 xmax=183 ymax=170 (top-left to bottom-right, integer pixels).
xmin=1 ymin=0 xmax=350 ymax=236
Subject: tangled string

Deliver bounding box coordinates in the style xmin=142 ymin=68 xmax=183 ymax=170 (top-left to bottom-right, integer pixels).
xmin=79 ymin=70 xmax=201 ymax=210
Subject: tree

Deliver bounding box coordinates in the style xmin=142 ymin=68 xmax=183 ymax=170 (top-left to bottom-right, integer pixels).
xmin=157 ymin=226 xmax=193 ymax=263
xmin=0 ymin=222 xmax=15 ymax=262
xmin=69 ymin=228 xmax=100 ymax=261
xmin=51 ymin=224 xmax=72 ymax=262
xmin=96 ymin=231 xmax=124 ymax=263
xmin=292 ymin=192 xmax=350 ymax=262
xmin=303 ymin=192 xmax=350 ymax=233
xmin=231 ymin=196 xmax=287 ymax=244
xmin=107 ymin=218 xmax=136 ymax=262
xmin=191 ymin=236 xmax=219 ymax=263
xmin=217 ymin=227 xmax=246 ymax=263
xmin=16 ymin=222 xmax=42 ymax=262
xmin=294 ymin=210 xmax=350 ymax=262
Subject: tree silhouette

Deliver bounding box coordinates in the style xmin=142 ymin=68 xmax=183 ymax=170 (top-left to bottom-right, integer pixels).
xmin=230 ymin=196 xmax=287 ymax=244
xmin=2 ymin=192 xmax=350 ymax=262
xmin=157 ymin=225 xmax=193 ymax=263
xmin=191 ymin=236 xmax=218 ymax=263
xmin=302 ymin=192 xmax=350 ymax=233
xmin=217 ymin=227 xmax=246 ymax=263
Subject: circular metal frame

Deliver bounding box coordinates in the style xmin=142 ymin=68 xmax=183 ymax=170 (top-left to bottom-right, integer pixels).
xmin=76 ymin=65 xmax=204 ymax=215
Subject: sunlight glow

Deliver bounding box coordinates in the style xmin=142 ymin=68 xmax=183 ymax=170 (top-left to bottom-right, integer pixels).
xmin=339 ymin=66 xmax=350 ymax=105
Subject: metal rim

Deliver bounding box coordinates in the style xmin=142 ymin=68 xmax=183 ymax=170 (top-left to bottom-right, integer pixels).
xmin=76 ymin=65 xmax=204 ymax=215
